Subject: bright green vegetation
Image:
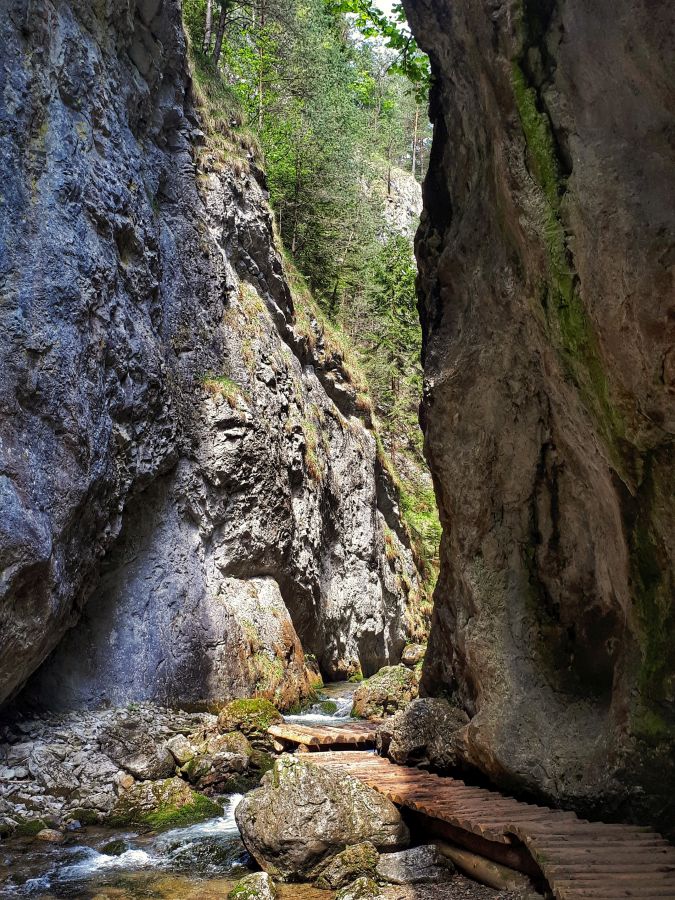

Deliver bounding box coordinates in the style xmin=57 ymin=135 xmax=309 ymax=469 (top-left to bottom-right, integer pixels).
xmin=183 ymin=0 xmax=441 ymax=606
xmin=141 ymin=793 xmax=222 ymax=831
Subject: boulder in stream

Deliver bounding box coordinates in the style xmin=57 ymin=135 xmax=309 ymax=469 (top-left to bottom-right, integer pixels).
xmin=108 ymin=776 xmax=221 ymax=830
xmin=235 ymin=755 xmax=409 ymax=880
xmin=351 ymin=665 xmax=418 ymax=719
xmin=227 ymin=871 xmax=278 ymax=899
xmin=336 ymin=877 xmax=382 ymax=900
xmin=377 ymin=697 xmax=469 ymax=769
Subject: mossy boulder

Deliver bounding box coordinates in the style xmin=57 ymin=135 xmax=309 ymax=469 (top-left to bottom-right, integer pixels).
xmin=235 ymin=755 xmax=408 ymax=881
xmin=351 ymin=666 xmax=419 ymax=719
xmin=228 ymin=872 xmax=278 ymax=899
xmin=315 ymin=841 xmax=379 ymax=889
xmin=336 ymin=876 xmax=381 ymax=900
xmin=217 ymin=699 xmax=283 ymax=750
xmin=401 ymin=643 xmax=426 ymax=668
xmin=14 ymin=817 xmax=48 ymax=837
xmin=108 ymin=776 xmax=221 ymax=831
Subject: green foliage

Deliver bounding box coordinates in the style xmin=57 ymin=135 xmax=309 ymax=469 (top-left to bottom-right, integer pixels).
xmin=328 ymin=0 xmax=430 ymax=97
xmin=182 ymin=0 xmax=440 ymax=612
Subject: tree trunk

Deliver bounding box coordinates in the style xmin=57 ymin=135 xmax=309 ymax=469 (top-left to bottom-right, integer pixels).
xmin=291 ymin=150 xmax=301 ymax=254
xmin=258 ymin=0 xmax=266 ymax=130
xmin=411 ymin=105 xmax=419 ymax=177
xmin=211 ymin=2 xmax=228 ymax=70
xmin=203 ymin=0 xmax=213 ymax=54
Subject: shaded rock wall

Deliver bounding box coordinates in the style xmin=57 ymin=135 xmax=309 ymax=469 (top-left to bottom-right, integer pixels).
xmin=403 ymin=0 xmax=674 ymax=830
xmin=0 ymin=0 xmax=419 ymax=710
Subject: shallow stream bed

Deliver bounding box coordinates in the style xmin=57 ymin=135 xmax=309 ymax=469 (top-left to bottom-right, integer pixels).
xmin=0 ymin=687 xmax=358 ymax=899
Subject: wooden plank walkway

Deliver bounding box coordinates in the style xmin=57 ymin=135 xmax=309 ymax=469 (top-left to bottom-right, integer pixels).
xmin=309 ymin=751 xmax=675 ymax=900
xmin=267 ymin=721 xmax=377 ymax=749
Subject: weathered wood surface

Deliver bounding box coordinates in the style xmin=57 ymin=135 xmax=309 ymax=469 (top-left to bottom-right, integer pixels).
xmin=267 ymin=721 xmax=377 ymax=748
xmin=309 ymin=751 xmax=675 ymax=900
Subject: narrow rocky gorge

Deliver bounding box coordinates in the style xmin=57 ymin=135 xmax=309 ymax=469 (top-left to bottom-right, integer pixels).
xmin=0 ymin=0 xmax=673 ymax=896
xmin=403 ymin=0 xmax=674 ymax=832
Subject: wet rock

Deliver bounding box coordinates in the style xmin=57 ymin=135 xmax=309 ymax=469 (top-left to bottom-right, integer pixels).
xmin=401 ymin=644 xmax=426 ymax=668
xmin=108 ymin=776 xmax=221 ymax=830
xmin=35 ymin=827 xmax=65 ymax=843
xmin=227 ymin=872 xmax=278 ymax=899
xmin=235 ymin=755 xmax=408 ymax=880
xmin=315 ymin=841 xmax=379 ymax=889
xmin=377 ymin=698 xmax=469 ymax=769
xmin=336 ymin=877 xmax=381 ymax=900
xmin=352 ymin=666 xmax=419 ymax=719
xmin=100 ymin=839 xmax=128 ymax=856
xmin=376 ymin=845 xmax=452 ymax=884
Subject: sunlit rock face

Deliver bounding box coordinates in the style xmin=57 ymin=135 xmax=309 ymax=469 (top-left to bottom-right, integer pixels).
xmin=404 ymin=0 xmax=674 ymax=832
xmin=0 ymin=0 xmax=419 ymax=710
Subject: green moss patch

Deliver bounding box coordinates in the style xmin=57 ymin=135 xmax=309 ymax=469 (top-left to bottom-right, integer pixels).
xmin=217 ymin=698 xmax=283 ymax=735
xmin=140 ymin=792 xmax=221 ymax=831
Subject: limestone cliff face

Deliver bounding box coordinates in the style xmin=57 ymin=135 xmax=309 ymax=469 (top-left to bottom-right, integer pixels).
xmin=0 ymin=0 xmax=419 ymax=710
xmin=404 ymin=0 xmax=674 ymax=830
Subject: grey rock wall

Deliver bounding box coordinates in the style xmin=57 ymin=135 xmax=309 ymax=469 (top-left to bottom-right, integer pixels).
xmin=404 ymin=0 xmax=675 ymax=832
xmin=0 ymin=0 xmax=419 ymax=710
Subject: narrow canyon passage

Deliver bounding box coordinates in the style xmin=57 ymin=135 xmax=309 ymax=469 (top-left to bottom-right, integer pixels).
xmin=0 ymin=0 xmax=673 ymax=898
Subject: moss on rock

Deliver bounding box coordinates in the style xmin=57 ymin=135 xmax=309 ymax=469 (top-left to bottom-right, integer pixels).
xmin=217 ymin=698 xmax=283 ymax=737
xmin=108 ymin=776 xmax=221 ymax=831
xmin=351 ymin=666 xmax=419 ymax=719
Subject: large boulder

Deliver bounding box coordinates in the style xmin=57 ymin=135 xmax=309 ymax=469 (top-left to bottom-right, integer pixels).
xmin=315 ymin=842 xmax=380 ymax=889
xmin=167 ymin=729 xmax=250 ymax=790
xmin=351 ymin=666 xmax=418 ymax=719
xmin=377 ymin=698 xmax=469 ymax=768
xmin=99 ymin=720 xmax=175 ymax=781
xmin=235 ymin=755 xmax=409 ymax=880
xmin=376 ymin=845 xmax=453 ymax=884
xmin=108 ymin=776 xmax=221 ymax=830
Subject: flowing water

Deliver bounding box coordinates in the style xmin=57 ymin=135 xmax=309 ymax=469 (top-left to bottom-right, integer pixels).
xmin=0 ymin=686 xmax=357 ymax=899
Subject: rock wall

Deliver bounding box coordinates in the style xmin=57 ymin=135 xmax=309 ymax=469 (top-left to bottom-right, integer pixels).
xmin=403 ymin=0 xmax=674 ymax=831
xmin=0 ymin=0 xmax=419 ymax=710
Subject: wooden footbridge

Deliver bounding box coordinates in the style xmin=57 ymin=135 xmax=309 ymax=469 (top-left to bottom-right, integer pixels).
xmin=267 ymin=720 xmax=377 ymax=750
xmin=267 ymin=722 xmax=675 ymax=899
